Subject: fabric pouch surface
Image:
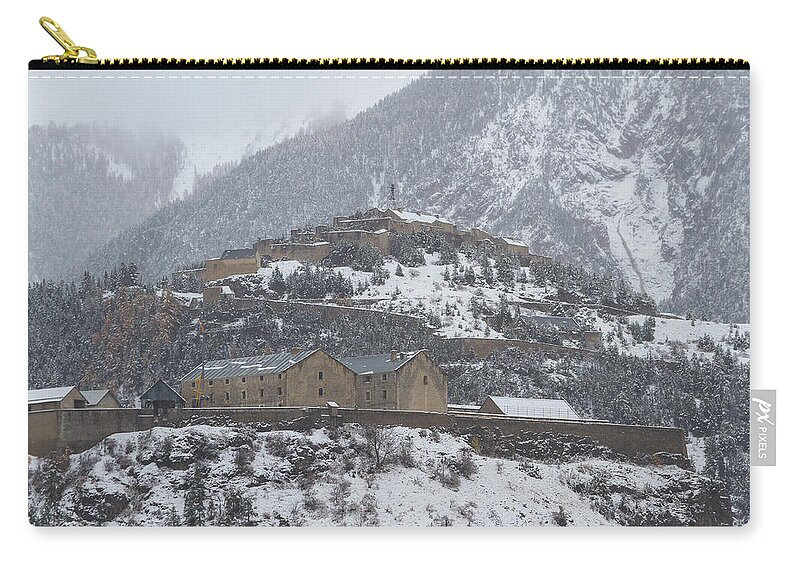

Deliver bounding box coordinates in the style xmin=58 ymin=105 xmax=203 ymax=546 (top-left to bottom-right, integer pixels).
xmin=28 ymin=35 xmax=750 ymax=527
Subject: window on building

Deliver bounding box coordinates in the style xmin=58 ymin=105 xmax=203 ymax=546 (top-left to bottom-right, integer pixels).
xmin=366 ymin=391 xmax=371 ymax=401
xmin=208 ymin=380 xmax=213 ymax=387
xmin=382 ymin=374 xmax=387 ymax=382
xmin=365 ymin=375 xmax=372 ymax=384
xmin=260 ymin=389 xmax=264 ymax=398
xmin=242 ymin=377 xmax=246 ymax=383
xmin=319 ymin=387 xmax=324 ymax=397
xmin=278 ymin=387 xmax=282 ymax=396
xmin=225 ymin=392 xmax=230 ymax=401
xmin=278 ymin=373 xmax=282 ymax=380
xmin=423 ymin=375 xmax=428 ymax=385
xmin=382 ymin=390 xmax=387 ymax=400
xmin=260 ymin=375 xmax=264 ymax=382
xmin=225 ymin=378 xmax=230 ymax=385
xmin=209 ymin=393 xmax=213 ymax=403
xmin=318 ymin=371 xmax=324 ymax=381
xmin=242 ymin=391 xmax=246 ymax=400
xmin=191 ymin=381 xmax=196 ymax=388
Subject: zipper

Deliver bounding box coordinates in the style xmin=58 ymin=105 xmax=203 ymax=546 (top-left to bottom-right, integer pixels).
xmin=31 ymin=16 xmax=749 ymax=70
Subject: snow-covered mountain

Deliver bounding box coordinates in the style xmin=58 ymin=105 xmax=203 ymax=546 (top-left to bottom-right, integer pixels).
xmin=28 ymin=124 xmax=186 ymax=281
xmin=85 ymin=71 xmax=748 ymax=322
xmin=28 ymin=424 xmax=731 ymax=527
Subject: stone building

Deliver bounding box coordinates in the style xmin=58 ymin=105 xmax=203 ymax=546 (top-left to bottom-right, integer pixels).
xmin=478 ymin=395 xmax=581 ymax=420
xmin=204 ymin=248 xmax=259 ymax=282
xmin=202 ymin=285 xmax=235 ymax=306
xmin=338 ymin=350 xmax=447 ymax=412
xmin=178 ymin=348 xmax=448 ymax=412
xmin=179 ymin=348 xmax=355 ymax=408
xmin=28 ymin=386 xmax=88 ymax=412
xmin=141 ymin=379 xmax=185 ymax=415
xmin=81 ymin=389 xmax=121 ymax=408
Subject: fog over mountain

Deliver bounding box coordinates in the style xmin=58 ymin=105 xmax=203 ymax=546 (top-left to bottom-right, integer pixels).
xmin=80 ymin=70 xmax=748 ymax=322
xmin=28 ymin=71 xmax=420 ymax=280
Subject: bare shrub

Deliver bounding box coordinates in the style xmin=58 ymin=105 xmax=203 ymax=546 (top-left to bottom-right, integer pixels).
xmin=358 ymin=493 xmax=379 ymax=526
xmin=398 ymin=437 xmax=416 ymax=468
xmin=234 ymin=445 xmax=256 ymax=475
xmin=303 ymin=491 xmax=325 ymax=513
xmin=431 ymin=459 xmax=461 ymax=490
xmin=453 ymin=450 xmax=477 ymax=479
xmin=362 ymin=426 xmax=402 ymax=472
xmin=458 ymin=501 xmax=478 ymax=526
xmin=552 ymin=506 xmax=570 ymax=526
xmin=263 ymin=433 xmax=293 ymax=458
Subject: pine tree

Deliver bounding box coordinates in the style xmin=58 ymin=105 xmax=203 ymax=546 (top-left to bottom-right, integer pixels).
xmin=268 ymin=268 xmax=287 ymax=296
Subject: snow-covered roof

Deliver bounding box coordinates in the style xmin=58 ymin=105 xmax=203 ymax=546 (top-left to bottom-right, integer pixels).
xmin=338 ymin=350 xmax=423 ymax=375
xmin=28 ymin=386 xmax=82 ymax=404
xmin=483 ymin=396 xmax=580 ymax=420
xmin=179 ymin=350 xmax=319 ymax=383
xmin=448 ymin=404 xmax=481 ymax=411
xmin=220 ymin=248 xmax=255 ymax=260
xmin=498 ymin=236 xmax=529 ymax=248
xmin=80 ymin=389 xmax=113 ymax=406
xmin=220 ymin=286 xmax=234 ymax=296
xmin=388 ymin=209 xmax=453 ymax=226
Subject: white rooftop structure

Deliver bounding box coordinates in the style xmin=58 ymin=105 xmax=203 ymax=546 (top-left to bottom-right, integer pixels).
xmin=388 ymin=209 xmax=453 ymax=226
xmin=28 ymin=386 xmax=80 ymax=404
xmin=481 ymin=395 xmax=581 ymax=420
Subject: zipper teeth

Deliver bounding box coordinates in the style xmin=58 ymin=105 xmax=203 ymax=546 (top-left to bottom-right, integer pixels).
xmin=31 ymin=57 xmax=749 ymax=69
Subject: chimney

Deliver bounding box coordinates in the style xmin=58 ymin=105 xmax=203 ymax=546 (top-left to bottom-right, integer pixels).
xmin=390 ymin=350 xmax=398 ymax=361
xmin=290 ymin=347 xmax=303 ymax=356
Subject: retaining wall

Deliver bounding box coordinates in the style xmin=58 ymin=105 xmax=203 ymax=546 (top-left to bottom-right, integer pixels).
xmin=29 ymin=406 xmax=685 ymax=458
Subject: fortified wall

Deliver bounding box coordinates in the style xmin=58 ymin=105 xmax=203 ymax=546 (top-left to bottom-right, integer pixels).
xmin=29 ymin=406 xmax=686 ymax=459
xmin=196 ymin=208 xmax=552 ymax=287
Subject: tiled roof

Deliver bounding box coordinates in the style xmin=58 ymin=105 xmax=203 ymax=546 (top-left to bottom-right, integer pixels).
xmin=178 ymin=350 xmax=318 ymax=383
xmin=338 ymin=351 xmax=423 ymax=375
xmin=220 ymin=248 xmax=255 ymax=260
xmin=28 ymin=386 xmax=81 ymax=404
xmin=484 ymin=396 xmax=580 ymax=420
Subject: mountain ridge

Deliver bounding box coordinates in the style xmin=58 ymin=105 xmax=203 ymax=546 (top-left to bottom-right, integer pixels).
xmin=80 ymin=72 xmax=748 ymax=321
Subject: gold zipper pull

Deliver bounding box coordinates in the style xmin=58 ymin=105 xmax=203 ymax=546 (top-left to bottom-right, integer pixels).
xmin=39 ymin=16 xmax=98 ymax=64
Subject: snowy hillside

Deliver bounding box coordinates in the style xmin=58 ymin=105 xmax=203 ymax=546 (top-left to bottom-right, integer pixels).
xmin=87 ymin=70 xmax=749 ymax=322
xmin=28 ymin=124 xmax=186 ymax=281
xmin=28 ymin=424 xmax=731 ymax=527
xmin=214 ymin=249 xmax=749 ymax=364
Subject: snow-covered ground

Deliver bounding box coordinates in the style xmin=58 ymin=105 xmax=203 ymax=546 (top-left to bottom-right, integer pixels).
xmin=254 ymin=254 xmax=551 ymax=339
xmin=28 ymin=425 xmax=728 ymax=527
xmin=597 ymin=312 xmax=750 ymax=363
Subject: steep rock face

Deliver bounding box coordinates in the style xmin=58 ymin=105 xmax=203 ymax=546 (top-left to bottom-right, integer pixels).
xmin=86 ymin=71 xmax=748 ymax=321
xmin=28 ymin=124 xmax=185 ymax=281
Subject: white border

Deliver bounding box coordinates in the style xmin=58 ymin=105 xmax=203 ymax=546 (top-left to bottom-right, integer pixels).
xmin=4 ymin=1 xmax=792 ymax=568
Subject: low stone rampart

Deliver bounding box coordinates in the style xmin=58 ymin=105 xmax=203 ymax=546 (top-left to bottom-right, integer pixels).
xmin=29 ymin=405 xmax=685 ymax=459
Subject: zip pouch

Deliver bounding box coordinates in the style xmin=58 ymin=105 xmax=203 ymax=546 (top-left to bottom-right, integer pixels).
xmin=28 ymin=17 xmax=750 ymax=527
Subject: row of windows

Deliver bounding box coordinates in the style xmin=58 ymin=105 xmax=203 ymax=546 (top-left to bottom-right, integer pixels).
xmin=365 ymin=390 xmax=388 ymax=401
xmin=363 ymin=373 xmax=389 ymax=384
xmin=215 ymin=386 xmax=283 ymax=402
xmin=193 ymin=374 xmax=431 ymax=394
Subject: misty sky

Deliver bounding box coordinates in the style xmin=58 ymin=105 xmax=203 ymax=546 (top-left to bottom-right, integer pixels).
xmin=29 ymin=69 xmax=421 ymax=195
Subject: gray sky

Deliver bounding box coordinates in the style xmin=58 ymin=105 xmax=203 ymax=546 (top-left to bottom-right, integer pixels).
xmin=29 ymin=69 xmax=421 ymax=195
